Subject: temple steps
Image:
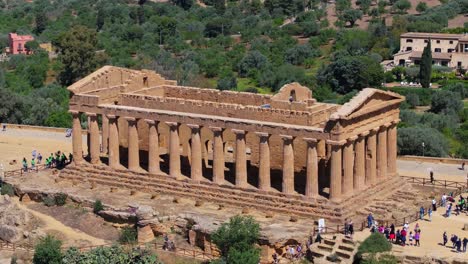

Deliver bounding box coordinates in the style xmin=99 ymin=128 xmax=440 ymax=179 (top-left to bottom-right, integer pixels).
xmin=59 ymin=165 xmax=345 ymax=220
xmin=309 ymin=235 xmax=359 ymax=264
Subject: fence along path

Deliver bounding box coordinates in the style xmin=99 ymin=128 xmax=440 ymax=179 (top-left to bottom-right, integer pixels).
xmin=0 ymin=240 xmax=214 ymax=261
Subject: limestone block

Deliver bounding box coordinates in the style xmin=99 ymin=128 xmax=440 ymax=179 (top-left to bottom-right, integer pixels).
xmin=188 ymin=230 xmax=197 ymax=246
xmin=0 ymin=225 xmax=21 ymax=242
xmin=137 ymin=225 xmax=154 ymax=243
xmin=20 ymin=194 xmax=31 ymax=203
xmin=136 ymin=205 xmax=156 ymax=220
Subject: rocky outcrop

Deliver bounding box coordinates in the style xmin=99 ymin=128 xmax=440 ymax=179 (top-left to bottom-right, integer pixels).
xmin=0 ymin=195 xmax=36 ymax=243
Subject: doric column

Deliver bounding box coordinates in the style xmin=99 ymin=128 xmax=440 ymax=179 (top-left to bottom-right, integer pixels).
xmin=377 ymin=125 xmax=388 ymax=179
xmin=101 ymin=114 xmax=109 ymax=154
xmin=354 ymin=133 xmax=366 ymax=190
xmin=146 ymin=120 xmax=160 ymax=174
xmin=255 ymin=132 xmax=270 ymax=191
xmin=210 ymin=127 xmax=225 ymax=184
xmin=329 ymin=140 xmax=344 ymax=202
xmin=281 ymin=135 xmax=295 ymax=195
xmin=233 ymin=129 xmax=247 ymax=188
xmin=126 ymin=117 xmax=140 ymax=172
xmin=343 ymin=137 xmax=355 ymax=196
xmin=166 ymin=122 xmax=181 ymax=178
xmin=188 ymin=124 xmax=202 ymax=181
xmin=87 ymin=113 xmax=100 ymax=164
xmin=107 ymin=115 xmax=121 ymax=169
xmin=70 ymin=111 xmax=83 ymax=164
xmin=304 ymin=138 xmax=318 ymax=198
xmin=387 ymin=121 xmax=398 ymax=176
xmin=366 ymin=129 xmax=378 ymax=186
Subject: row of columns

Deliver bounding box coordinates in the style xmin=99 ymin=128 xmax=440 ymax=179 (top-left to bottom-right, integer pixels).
xmin=70 ymin=111 xmax=323 ymax=198
xmin=70 ymin=111 xmax=398 ymax=200
xmin=328 ymin=122 xmax=398 ymax=202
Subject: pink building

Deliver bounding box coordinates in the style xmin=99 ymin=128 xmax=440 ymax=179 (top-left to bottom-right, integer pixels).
xmin=8 ymin=33 xmax=34 ymax=55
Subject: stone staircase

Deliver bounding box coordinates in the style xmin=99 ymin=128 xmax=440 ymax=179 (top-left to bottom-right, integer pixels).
xmin=59 ymin=165 xmax=345 ymax=220
xmin=309 ymin=234 xmax=358 ymax=263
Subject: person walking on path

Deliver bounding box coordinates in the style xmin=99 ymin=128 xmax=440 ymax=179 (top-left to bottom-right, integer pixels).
xmin=419 ymin=206 xmax=425 ymax=220
xmin=463 ymin=237 xmax=467 ymax=252
xmin=443 ymin=232 xmax=448 ymax=246
xmin=367 ymin=213 xmax=374 ymax=228
xmin=457 ymin=238 xmax=462 ymax=252
xmin=442 ymin=193 xmax=447 ymax=207
xmin=22 ymin=158 xmax=28 ymax=172
xmin=429 ymin=168 xmax=434 ymax=184
xmin=428 ymin=208 xmax=433 ymax=222
xmin=432 ymin=198 xmax=437 ymax=211
xmin=348 ymin=220 xmax=354 ymax=239
xmin=31 ymin=158 xmax=35 ymax=170
xmin=37 ymin=153 xmax=42 ymax=164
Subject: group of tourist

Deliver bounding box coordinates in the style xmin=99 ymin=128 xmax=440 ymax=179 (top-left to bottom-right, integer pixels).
xmin=442 ymin=193 xmax=467 ymax=218
xmin=22 ymin=150 xmax=72 ymax=172
xmin=368 ymin=213 xmax=423 ymax=247
xmin=443 ymin=232 xmax=467 ymax=253
xmin=162 ymin=234 xmax=175 ymax=251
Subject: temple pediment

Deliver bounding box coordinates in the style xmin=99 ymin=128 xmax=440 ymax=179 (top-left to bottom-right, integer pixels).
xmin=329 ymin=88 xmax=404 ymax=121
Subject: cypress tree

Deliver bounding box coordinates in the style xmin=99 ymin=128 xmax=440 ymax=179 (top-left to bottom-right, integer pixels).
xmin=419 ymin=40 xmax=432 ymax=88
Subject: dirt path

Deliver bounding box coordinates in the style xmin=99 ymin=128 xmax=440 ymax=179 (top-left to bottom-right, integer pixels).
xmin=12 ymin=198 xmax=108 ymax=247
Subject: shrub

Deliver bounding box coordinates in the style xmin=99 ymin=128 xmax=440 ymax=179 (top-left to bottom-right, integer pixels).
xmin=54 ymin=193 xmax=67 ymax=206
xmin=405 ymin=93 xmax=420 ymax=109
xmin=43 ymin=196 xmax=56 ymax=207
xmin=430 ymin=90 xmax=463 ymax=115
xmin=62 ymin=245 xmax=161 ymax=264
xmin=212 ymin=215 xmax=260 ymax=263
xmin=356 ymin=233 xmax=391 ymax=261
xmin=362 ymin=253 xmax=398 ymax=264
xmin=93 ymin=200 xmax=104 ymax=214
xmin=119 ymin=226 xmax=137 ymax=244
xmin=33 ymin=235 xmax=62 ymax=264
xmin=0 ymin=183 xmax=14 ymax=196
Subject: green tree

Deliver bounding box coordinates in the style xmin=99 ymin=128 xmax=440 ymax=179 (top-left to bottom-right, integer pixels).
xmin=212 ymin=215 xmax=260 ymax=264
xmin=357 ymin=0 xmax=372 ymax=14
xmin=217 ymin=70 xmax=237 ymax=90
xmin=25 ymin=40 xmax=40 ymax=52
xmin=33 ymin=235 xmax=62 ymax=264
xmin=393 ymin=0 xmax=411 ymax=14
xmin=341 ymin=9 xmax=363 ymax=27
xmin=397 ymin=127 xmax=449 ymax=157
xmin=318 ymin=55 xmax=384 ymax=94
xmin=430 ymin=90 xmax=463 ymax=115
xmin=419 ymin=41 xmax=432 ymax=88
xmin=335 ymin=0 xmax=351 ymax=15
xmin=34 ymin=11 xmax=47 ymax=35
xmin=405 ymin=93 xmax=420 ymax=109
xmin=171 ymin=0 xmax=193 ymax=10
xmin=54 ymin=25 xmax=98 ymax=86
xmin=62 ymin=245 xmax=161 ymax=264
xmin=416 ymin=2 xmax=428 ymax=13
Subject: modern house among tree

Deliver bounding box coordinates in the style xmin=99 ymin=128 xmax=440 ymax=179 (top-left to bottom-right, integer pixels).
xmin=393 ymin=32 xmax=468 ymax=70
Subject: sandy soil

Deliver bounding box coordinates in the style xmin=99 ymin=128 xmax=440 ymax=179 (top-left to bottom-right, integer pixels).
xmin=28 ymin=203 xmax=120 ymax=242
xmin=12 ymin=198 xmax=108 ymax=248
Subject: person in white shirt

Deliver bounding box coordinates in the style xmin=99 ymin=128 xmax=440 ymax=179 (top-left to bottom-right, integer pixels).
xmin=442 ymin=193 xmax=447 ymax=207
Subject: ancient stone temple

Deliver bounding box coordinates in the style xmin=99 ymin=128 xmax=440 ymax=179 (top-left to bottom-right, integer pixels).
xmin=64 ymin=66 xmax=403 ymax=222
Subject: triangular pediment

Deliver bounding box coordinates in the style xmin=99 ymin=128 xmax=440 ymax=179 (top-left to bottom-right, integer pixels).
xmin=330 ymin=88 xmax=404 ymax=120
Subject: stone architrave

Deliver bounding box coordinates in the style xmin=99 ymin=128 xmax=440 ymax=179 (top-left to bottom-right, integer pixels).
xmin=354 ymin=134 xmax=366 ymax=190
xmin=107 ymin=115 xmax=121 ymax=169
xmin=87 ymin=113 xmax=100 ymax=164
xmin=126 ymin=117 xmax=140 ymax=172
xmin=210 ymin=127 xmax=225 ymax=184
xmin=329 ymin=140 xmax=344 ymax=202
xmin=281 ymin=135 xmax=295 ymax=195
xmin=101 ymin=114 xmax=109 ymax=154
xmin=343 ymin=137 xmax=356 ymax=196
xmin=166 ymin=122 xmax=181 ymax=178
xmin=255 ymin=132 xmax=270 ymax=191
xmin=188 ymin=124 xmax=202 ymax=181
xmin=377 ymin=125 xmax=388 ymax=179
xmin=387 ymin=121 xmax=398 ymax=176
xmin=146 ymin=120 xmax=160 ymax=174
xmin=365 ymin=129 xmax=377 ymax=186
xmin=304 ymin=138 xmax=318 ymax=198
xmin=70 ymin=111 xmax=83 ymax=164
xmin=233 ymin=129 xmax=247 ymax=188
